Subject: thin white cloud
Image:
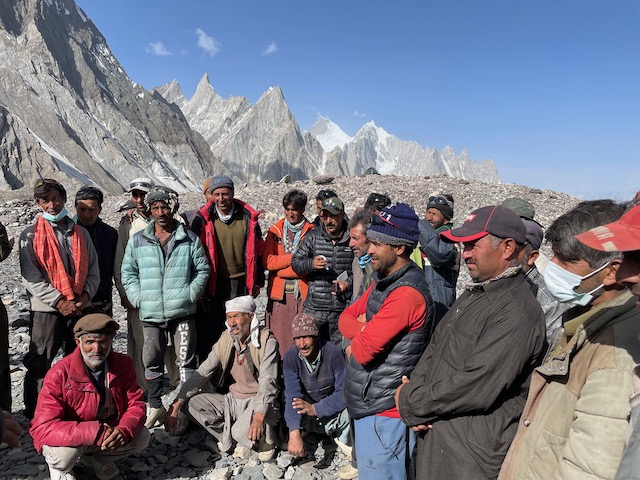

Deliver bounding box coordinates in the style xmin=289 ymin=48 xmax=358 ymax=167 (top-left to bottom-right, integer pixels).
xmin=261 ymin=41 xmax=278 ymax=56
xmin=195 ymin=28 xmax=221 ymax=57
xmin=146 ymin=41 xmax=172 ymax=56
xmin=353 ymin=110 xmax=367 ymax=118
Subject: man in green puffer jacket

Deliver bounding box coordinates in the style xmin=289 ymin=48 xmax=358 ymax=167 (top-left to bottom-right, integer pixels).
xmin=122 ymin=188 xmax=210 ymax=429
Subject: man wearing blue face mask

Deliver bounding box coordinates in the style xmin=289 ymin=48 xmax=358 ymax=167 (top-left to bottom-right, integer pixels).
xmin=500 ymin=199 xmax=640 ymax=480
xmin=19 ymin=179 xmax=100 ymax=419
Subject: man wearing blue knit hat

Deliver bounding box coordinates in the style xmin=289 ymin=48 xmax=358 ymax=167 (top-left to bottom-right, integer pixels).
xmin=339 ymin=203 xmax=435 ymax=480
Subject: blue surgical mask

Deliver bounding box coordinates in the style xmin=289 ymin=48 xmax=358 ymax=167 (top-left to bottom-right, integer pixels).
xmin=358 ymin=254 xmax=372 ymax=267
xmin=42 ymin=207 xmax=68 ymax=223
xmin=544 ymin=260 xmax=609 ymax=306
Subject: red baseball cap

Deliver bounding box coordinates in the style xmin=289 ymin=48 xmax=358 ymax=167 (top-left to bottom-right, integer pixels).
xmin=440 ymin=205 xmax=526 ymax=245
xmin=575 ymin=205 xmax=640 ymax=252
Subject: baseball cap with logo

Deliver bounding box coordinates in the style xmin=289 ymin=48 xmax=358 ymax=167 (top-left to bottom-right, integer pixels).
xmin=321 ymin=196 xmax=345 ymax=215
xmin=441 ymin=205 xmax=526 ymax=245
xmin=575 ymin=205 xmax=640 ymax=252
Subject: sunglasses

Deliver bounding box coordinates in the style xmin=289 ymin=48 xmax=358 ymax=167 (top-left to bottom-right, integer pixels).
xmin=129 ymin=180 xmax=153 ymax=190
xmin=372 ymin=212 xmax=417 ymax=236
xmin=35 ymin=178 xmax=61 ymax=188
xmin=428 ymin=195 xmax=452 ymax=206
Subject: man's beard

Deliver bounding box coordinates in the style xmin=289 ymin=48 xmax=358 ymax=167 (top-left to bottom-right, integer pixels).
xmin=81 ymin=346 xmax=110 ymax=369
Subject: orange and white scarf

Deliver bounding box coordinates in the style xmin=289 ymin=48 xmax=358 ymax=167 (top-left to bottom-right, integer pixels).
xmin=32 ymin=215 xmax=89 ymax=301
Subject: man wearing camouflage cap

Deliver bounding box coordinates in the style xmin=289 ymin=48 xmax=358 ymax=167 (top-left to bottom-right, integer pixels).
xmin=30 ymin=313 xmax=149 ymax=480
xmin=122 ymin=188 xmax=210 ymax=429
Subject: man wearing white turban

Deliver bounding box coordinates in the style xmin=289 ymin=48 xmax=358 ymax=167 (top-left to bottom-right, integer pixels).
xmin=165 ymin=295 xmax=280 ymax=461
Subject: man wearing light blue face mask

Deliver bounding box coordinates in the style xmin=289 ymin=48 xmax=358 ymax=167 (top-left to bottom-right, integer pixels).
xmin=500 ymin=199 xmax=640 ymax=480
xmin=19 ymin=179 xmax=100 ymax=419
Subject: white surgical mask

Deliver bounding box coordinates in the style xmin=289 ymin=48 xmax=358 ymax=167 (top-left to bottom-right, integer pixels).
xmin=42 ymin=207 xmax=68 ymax=223
xmin=544 ymin=260 xmax=609 ymax=306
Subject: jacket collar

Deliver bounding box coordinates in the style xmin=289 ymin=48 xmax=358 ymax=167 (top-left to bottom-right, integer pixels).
xmin=540 ymin=290 xmax=637 ymax=377
xmin=143 ymin=219 xmax=187 ymax=242
xmin=67 ymin=347 xmax=121 ymax=384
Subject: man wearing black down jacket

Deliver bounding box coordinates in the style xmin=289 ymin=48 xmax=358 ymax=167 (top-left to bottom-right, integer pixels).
xmin=395 ymin=205 xmax=545 ymax=480
xmin=292 ymin=196 xmax=353 ymax=344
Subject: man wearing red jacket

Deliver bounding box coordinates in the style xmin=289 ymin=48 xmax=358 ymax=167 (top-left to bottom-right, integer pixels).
xmin=190 ymin=174 xmax=265 ymax=362
xmin=30 ymin=314 xmax=149 ymax=480
xmin=339 ymin=203 xmax=434 ymax=480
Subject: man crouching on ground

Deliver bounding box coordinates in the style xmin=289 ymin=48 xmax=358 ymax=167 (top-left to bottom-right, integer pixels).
xmin=30 ymin=314 xmax=149 ymax=480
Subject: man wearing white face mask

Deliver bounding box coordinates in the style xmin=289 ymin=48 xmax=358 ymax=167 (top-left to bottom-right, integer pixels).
xmin=19 ymin=179 xmax=100 ymax=419
xmin=500 ymin=199 xmax=640 ymax=480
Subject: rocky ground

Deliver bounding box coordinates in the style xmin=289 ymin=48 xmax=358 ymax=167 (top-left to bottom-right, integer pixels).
xmin=0 ymin=174 xmax=585 ymax=479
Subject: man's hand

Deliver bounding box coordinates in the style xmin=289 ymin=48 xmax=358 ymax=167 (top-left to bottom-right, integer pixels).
xmin=287 ymin=429 xmax=306 ymax=457
xmin=74 ymin=292 xmax=90 ymax=311
xmin=120 ymin=295 xmax=135 ymax=310
xmin=394 ymin=376 xmax=433 ymax=433
xmin=56 ymin=299 xmax=81 ymax=317
xmin=312 ymin=255 xmax=327 ymax=270
xmin=100 ymin=425 xmax=126 ymax=451
xmin=292 ymin=398 xmax=317 ymax=417
xmin=164 ymin=400 xmax=183 ymax=435
xmin=1 ymin=411 xmax=22 ymax=448
xmin=356 ymin=313 xmax=367 ymax=323
xmin=248 ymin=412 xmax=265 ymax=442
xmin=331 ymin=280 xmax=349 ymax=295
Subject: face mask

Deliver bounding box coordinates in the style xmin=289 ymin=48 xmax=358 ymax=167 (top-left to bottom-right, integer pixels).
xmin=544 ymin=260 xmax=609 ymax=306
xmin=42 ymin=207 xmax=68 ymax=223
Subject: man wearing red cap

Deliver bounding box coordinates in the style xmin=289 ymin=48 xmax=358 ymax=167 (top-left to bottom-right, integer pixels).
xmin=573 ymin=203 xmax=640 ymax=480
xmin=395 ymin=205 xmax=545 ymax=480
xmin=500 ymin=200 xmax=640 ymax=480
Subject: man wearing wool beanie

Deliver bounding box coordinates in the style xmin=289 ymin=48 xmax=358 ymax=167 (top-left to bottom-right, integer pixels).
xmin=339 ymin=203 xmax=435 ymax=480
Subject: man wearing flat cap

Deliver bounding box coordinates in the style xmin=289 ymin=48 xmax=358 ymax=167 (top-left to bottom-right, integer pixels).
xmin=121 ymin=187 xmax=210 ymax=429
xmin=283 ymin=312 xmax=350 ymax=459
xmin=293 ymin=195 xmax=354 ymax=344
xmin=190 ymin=174 xmax=265 ymax=362
xmin=339 ymin=203 xmax=434 ymax=480
xmin=395 ymin=205 xmax=545 ymax=480
xmin=500 ymin=200 xmax=640 ymax=480
xmin=30 ymin=314 xmax=149 ymax=480
xmin=165 ymin=295 xmax=280 ymax=461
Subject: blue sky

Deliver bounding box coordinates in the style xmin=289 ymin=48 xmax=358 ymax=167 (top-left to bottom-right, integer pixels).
xmin=75 ymin=0 xmax=639 ymax=201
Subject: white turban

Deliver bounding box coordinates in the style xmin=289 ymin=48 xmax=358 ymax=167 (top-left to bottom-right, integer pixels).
xmin=225 ymin=295 xmax=256 ymax=314
xmin=225 ymin=295 xmax=261 ymax=347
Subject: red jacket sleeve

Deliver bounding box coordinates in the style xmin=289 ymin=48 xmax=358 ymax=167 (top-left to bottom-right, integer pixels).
xmin=338 ymin=284 xmax=372 ymax=340
xmin=349 ymin=286 xmax=427 ymax=365
xmin=29 ymin=366 xmax=101 ymax=453
xmin=113 ymin=357 xmax=146 ymax=442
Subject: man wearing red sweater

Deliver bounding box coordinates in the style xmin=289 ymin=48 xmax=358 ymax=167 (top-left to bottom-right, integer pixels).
xmin=339 ymin=203 xmax=434 ymax=480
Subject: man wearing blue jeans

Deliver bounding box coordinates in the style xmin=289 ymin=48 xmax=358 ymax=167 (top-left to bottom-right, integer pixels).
xmin=339 ymin=204 xmax=434 ymax=480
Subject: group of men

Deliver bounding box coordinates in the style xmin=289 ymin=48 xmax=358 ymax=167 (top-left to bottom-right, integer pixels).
xmin=1 ymin=175 xmax=640 ymax=480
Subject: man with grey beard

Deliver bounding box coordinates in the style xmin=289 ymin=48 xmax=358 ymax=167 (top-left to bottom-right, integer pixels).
xmin=29 ymin=314 xmax=149 ymax=480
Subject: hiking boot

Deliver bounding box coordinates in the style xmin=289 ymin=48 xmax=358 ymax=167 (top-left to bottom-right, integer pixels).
xmin=145 ymin=405 xmax=167 ymax=428
xmin=334 ymin=437 xmax=353 ymax=458
xmin=337 ymin=463 xmax=359 ymax=480
xmin=232 ymin=445 xmax=252 ymax=459
xmin=257 ymin=440 xmax=276 ymax=462
xmin=48 ymin=467 xmax=77 ymax=480
xmin=80 ymin=455 xmax=120 ymax=480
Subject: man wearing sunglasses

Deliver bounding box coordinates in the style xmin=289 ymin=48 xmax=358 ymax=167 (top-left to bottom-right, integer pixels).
xmin=19 ymin=179 xmax=100 ymax=418
xmin=500 ymin=200 xmax=640 ymax=480
xmin=292 ymin=196 xmax=353 ymax=344
xmin=417 ymin=194 xmax=459 ymax=323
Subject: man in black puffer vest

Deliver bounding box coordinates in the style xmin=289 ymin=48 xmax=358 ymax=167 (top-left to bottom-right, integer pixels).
xmin=292 ymin=196 xmax=353 ymax=344
xmin=339 ymin=203 xmax=434 ymax=480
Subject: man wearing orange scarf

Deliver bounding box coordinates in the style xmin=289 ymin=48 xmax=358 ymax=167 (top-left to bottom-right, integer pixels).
xmin=19 ymin=179 xmax=100 ymax=419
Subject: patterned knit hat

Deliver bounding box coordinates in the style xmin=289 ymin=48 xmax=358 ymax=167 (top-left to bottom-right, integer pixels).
xmin=367 ymin=203 xmax=419 ymax=248
xmin=291 ymin=313 xmax=320 ymax=338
